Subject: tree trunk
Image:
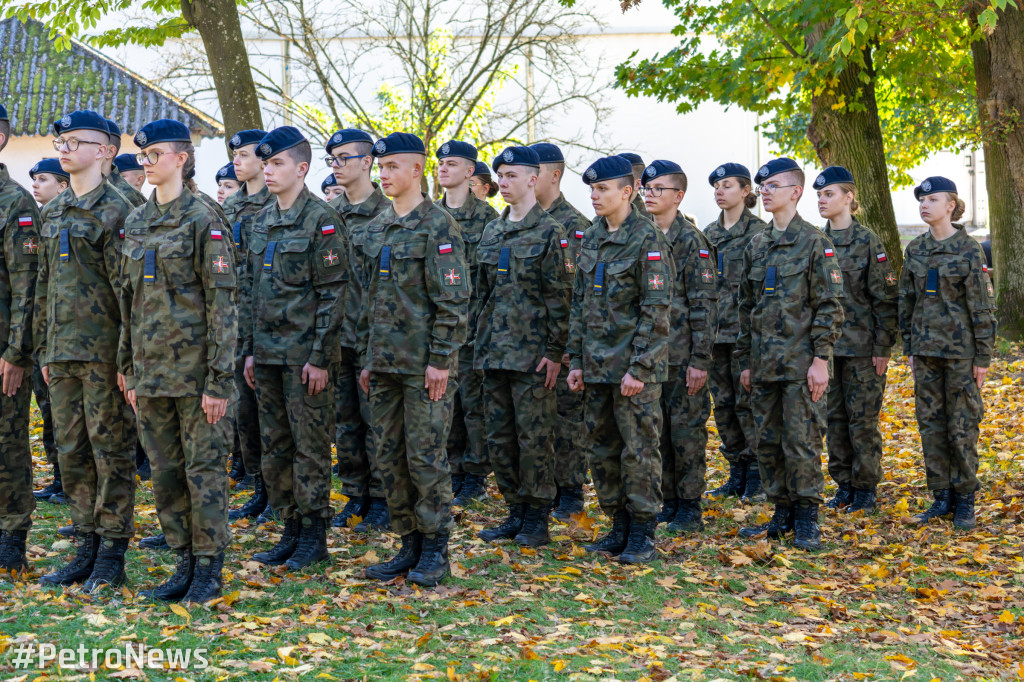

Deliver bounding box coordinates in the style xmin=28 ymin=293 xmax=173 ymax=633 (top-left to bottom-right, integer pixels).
xmin=971 ymin=2 xmax=1024 ymax=340
xmin=181 ymin=0 xmax=263 ymax=148
xmin=806 ymin=41 xmax=902 ymax=273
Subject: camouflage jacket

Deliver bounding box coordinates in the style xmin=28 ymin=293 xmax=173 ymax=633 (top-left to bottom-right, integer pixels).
xmin=240 ymin=187 xmax=349 ymax=367
xmin=568 ymin=205 xmax=674 ymax=384
xmin=631 ymin=193 xmax=652 ymax=219
xmin=118 ymin=188 xmax=237 ymax=399
xmin=823 ymin=219 xmax=899 ymax=358
xmin=736 ymin=214 xmax=845 ymax=382
xmin=332 ymin=184 xmax=390 ymax=350
xmin=356 ymin=194 xmax=470 ymax=374
xmin=36 ymin=178 xmax=132 ymax=364
xmin=223 ymin=184 xmax=274 ymax=355
xmin=704 ymin=208 xmax=766 ymax=344
xmin=899 ymin=225 xmax=996 ymax=367
xmin=544 ymin=192 xmax=591 ymax=265
xmin=437 ymin=190 xmax=497 ymax=340
xmin=0 ymin=165 xmax=40 ymax=368
xmin=474 ymin=202 xmax=573 ymax=371
xmin=662 ymin=213 xmax=719 ymax=370
xmin=107 ymin=166 xmax=146 ymax=208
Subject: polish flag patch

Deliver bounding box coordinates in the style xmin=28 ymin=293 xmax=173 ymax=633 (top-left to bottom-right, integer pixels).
xmin=699 ymin=249 xmax=710 ymax=259
xmin=119 ymin=227 xmax=125 ymax=239
xmin=210 ymin=229 xmax=223 ymax=240
xmin=876 ymin=252 xmax=887 ymax=262
xmin=647 ymin=251 xmax=662 ymax=261
xmin=18 ymin=216 xmax=33 ymax=227
xmin=321 ymin=224 xmax=336 ymax=235
xmin=983 ymin=264 xmax=989 ymax=273
xmin=574 ymin=230 xmax=584 ymax=239
xmin=824 ymin=247 xmax=834 ymax=257
xmin=438 ymin=243 xmax=453 ymax=254
xmin=560 ymin=239 xmax=569 ymax=248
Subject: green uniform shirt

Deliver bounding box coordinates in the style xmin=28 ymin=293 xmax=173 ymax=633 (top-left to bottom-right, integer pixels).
xmin=899 ymin=225 xmax=996 ymax=367
xmin=704 ymin=208 xmax=766 ymax=344
xmin=662 ymin=213 xmax=719 ymax=370
xmin=474 ymin=202 xmax=573 ymax=371
xmin=544 ymin=192 xmax=591 ymax=267
xmin=107 ymin=166 xmax=146 ymax=208
xmin=332 ymin=184 xmax=390 ymax=350
xmin=118 ymin=188 xmax=238 ymax=399
xmin=735 ymin=213 xmax=845 ymax=382
xmin=356 ymin=194 xmax=470 ymax=373
xmin=823 ymin=219 xmax=899 ymax=358
xmin=568 ymin=205 xmax=674 ymax=384
xmin=0 ymin=165 xmax=40 ymax=368
xmin=223 ymin=184 xmax=275 ymax=357
xmin=437 ymin=190 xmax=498 ymax=340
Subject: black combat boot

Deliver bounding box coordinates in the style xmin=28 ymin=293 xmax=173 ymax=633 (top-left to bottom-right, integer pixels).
xmin=40 ymin=531 xmax=99 ymax=585
xmin=656 ymin=499 xmax=679 ymax=525
xmin=667 ymin=499 xmax=704 ymax=533
xmin=741 ymin=461 xmax=766 ymax=503
xmin=826 ymin=483 xmax=853 ymax=509
xmin=365 ymin=532 xmax=422 ymax=581
xmin=846 ymin=487 xmax=877 ymax=513
xmin=618 ymin=519 xmax=657 ymax=564
xmin=479 ymin=504 xmax=525 ymax=542
xmin=451 ymin=473 xmax=466 ymax=498
xmin=407 ymin=533 xmax=450 ymax=587
xmin=551 ymin=486 xmax=584 ymax=521
xmin=34 ymin=466 xmax=63 ymax=501
xmin=912 ymin=489 xmax=953 ymax=524
xmin=57 ymin=525 xmax=75 ymax=538
xmin=792 ymin=504 xmax=822 ymax=551
xmin=952 ymin=491 xmax=976 ymax=530
xmin=136 ymin=446 xmax=151 ymax=482
xmin=228 ymin=452 xmax=246 ymax=483
xmin=139 ymin=533 xmax=170 ymax=551
xmin=253 ymin=518 xmax=300 ymax=565
xmin=353 ymin=497 xmax=391 ymax=533
xmin=584 ymin=510 xmax=630 ymax=555
xmin=143 ymin=549 xmax=195 ymax=601
xmin=182 ymin=553 xmax=224 ymax=604
xmin=452 ymin=474 xmax=487 ymax=506
xmin=332 ymin=495 xmax=369 ymax=528
xmin=739 ymin=504 xmax=794 ymax=539
xmin=285 ymin=516 xmax=329 ymax=570
xmin=229 ymin=474 xmax=269 ymax=522
xmin=83 ymin=537 xmax=130 ymax=592
xmin=514 ymin=505 xmax=551 ymax=547
xmin=0 ymin=530 xmax=28 ymax=571
xmin=706 ymin=460 xmax=746 ymax=498
xmin=255 ymin=504 xmax=279 ymax=525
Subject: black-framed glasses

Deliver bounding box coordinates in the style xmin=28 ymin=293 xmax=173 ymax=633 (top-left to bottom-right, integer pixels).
xmin=53 ymin=137 xmax=104 ymax=152
xmin=640 ymin=186 xmax=678 ymax=197
xmin=755 ymin=183 xmax=798 ymax=196
xmin=324 ymin=154 xmax=368 ymax=168
xmin=136 ymin=150 xmax=172 ymax=166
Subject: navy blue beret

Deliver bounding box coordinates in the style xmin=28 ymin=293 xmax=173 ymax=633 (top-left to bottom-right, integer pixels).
xmin=134 ymin=119 xmax=191 ymax=148
xmin=754 ymin=157 xmax=801 ymax=184
xmin=114 ymin=153 xmax=143 ymax=173
xmin=0 ymin=104 xmax=7 ymax=121
xmin=617 ymin=152 xmax=644 ymax=167
xmin=216 ymin=163 xmax=237 ymax=183
xmin=256 ymin=126 xmax=307 ymax=160
xmin=229 ymin=129 xmax=268 ymax=150
xmin=914 ymin=176 xmax=957 ymax=199
xmin=473 ymin=161 xmax=492 ymax=178
xmin=53 ymin=110 xmax=109 ymax=137
xmin=321 ymin=174 xmax=338 ymax=192
xmin=708 ymin=162 xmax=751 ymax=187
xmin=372 ymin=132 xmax=426 ymax=157
xmin=492 ymin=145 xmax=540 ymax=172
xmin=583 ymin=156 xmax=633 ymax=185
xmin=326 ymin=128 xmax=374 ymax=153
xmin=436 ymin=140 xmax=478 ymax=162
xmin=30 ymin=158 xmax=69 ymax=180
xmin=106 ymin=118 xmax=121 ymax=138
xmin=813 ymin=166 xmax=855 ymax=189
xmin=530 ymin=142 xmax=564 ymax=164
xmin=642 ymin=160 xmax=684 ymax=185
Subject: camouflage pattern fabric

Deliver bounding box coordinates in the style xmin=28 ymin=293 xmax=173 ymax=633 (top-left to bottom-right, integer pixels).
xmin=660 ymin=374 xmax=711 ymax=501
xmin=107 ymin=166 xmax=146 ymax=208
xmin=826 ymin=356 xmax=886 ymax=489
xmin=750 ymin=379 xmax=826 ymax=505
xmin=32 ymin=362 xmax=58 ymax=466
xmin=704 ymin=208 xmax=766 ymax=345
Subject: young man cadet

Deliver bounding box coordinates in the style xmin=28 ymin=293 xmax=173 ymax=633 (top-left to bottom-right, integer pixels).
xmin=530 ymin=141 xmax=592 ymax=520
xmin=617 ymin=153 xmax=652 ymax=219
xmin=35 ymin=110 xmax=136 ymax=590
xmin=434 ymin=139 xmax=497 ymax=507
xmin=356 ymin=132 xmax=469 ymax=587
xmin=241 ymin=126 xmax=349 ymax=570
xmin=474 ymin=145 xmax=572 ymax=546
xmin=113 ymin=154 xmax=146 ymax=193
xmin=735 ymin=157 xmax=845 ymax=551
xmin=0 ymin=103 xmax=43 ymax=572
xmin=641 ymin=161 xmax=719 ymax=532
xmin=566 ymin=155 xmax=673 ymax=564
xmin=324 ymin=128 xmax=391 ymax=533
xmin=103 ymin=118 xmax=146 ymax=207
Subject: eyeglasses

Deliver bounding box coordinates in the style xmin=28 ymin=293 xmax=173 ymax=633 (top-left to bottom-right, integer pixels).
xmin=755 ymin=183 xmax=798 ymax=196
xmin=53 ymin=137 xmax=104 ymax=152
xmin=468 ymin=181 xmax=487 ymax=188
xmin=639 ymin=186 xmax=678 ymax=197
xmin=324 ymin=154 xmax=368 ymax=168
xmin=136 ymin=150 xmax=173 ymax=166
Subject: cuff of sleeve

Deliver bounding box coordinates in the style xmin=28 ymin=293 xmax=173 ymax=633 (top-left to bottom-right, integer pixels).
xmin=569 ymin=356 xmax=582 ymax=372
xmin=124 ymin=374 xmax=136 ymax=391
xmin=872 ymin=345 xmax=892 ymax=358
xmin=689 ymin=354 xmax=711 ymax=372
xmin=974 ymin=355 xmax=991 ymax=368
xmin=544 ymin=345 xmax=564 ymax=363
xmin=628 ymin=364 xmax=653 ymax=384
xmin=204 ymin=379 xmax=234 ymax=400
xmin=307 ymin=350 xmax=327 ymax=369
xmin=429 ymin=351 xmax=455 ymax=371
xmin=812 ymin=343 xmax=834 ymax=359
xmin=2 ymin=348 xmax=28 ymax=368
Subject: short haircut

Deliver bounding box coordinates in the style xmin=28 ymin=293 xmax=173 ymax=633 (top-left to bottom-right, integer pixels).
xmin=286 ymin=140 xmax=313 ymax=167
xmin=348 ymin=140 xmax=373 ymax=157
xmin=661 ymin=172 xmax=688 ymax=192
xmin=630 ymin=164 xmax=645 ymax=181
xmin=0 ymin=120 xmax=9 ymax=151
xmin=541 ymin=161 xmax=566 ymax=175
xmin=617 ymin=176 xmax=633 ymax=190
xmin=108 ymin=133 xmax=121 ymax=152
xmin=778 ymin=168 xmax=805 ymax=187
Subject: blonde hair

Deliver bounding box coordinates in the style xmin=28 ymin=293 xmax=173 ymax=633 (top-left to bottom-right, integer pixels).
xmin=946 ymin=192 xmax=966 ymax=221
xmin=171 ymin=141 xmax=198 ymax=192
xmin=837 ymin=182 xmax=859 ymax=213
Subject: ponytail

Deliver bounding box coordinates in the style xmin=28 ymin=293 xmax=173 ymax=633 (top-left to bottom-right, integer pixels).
xmin=171 ymin=140 xmax=197 ymax=191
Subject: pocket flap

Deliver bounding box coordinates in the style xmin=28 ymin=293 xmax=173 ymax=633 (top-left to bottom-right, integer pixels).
xmin=777 ymin=259 xmax=807 ymax=277
xmin=157 ymin=238 xmax=195 ymax=259
xmin=278 ymin=238 xmax=311 ymax=254
xmin=477 ymin=248 xmax=500 ymax=265
xmin=578 ymin=250 xmax=597 ymax=273
xmin=248 ymin=235 xmax=268 ymax=254
xmin=606 ymin=258 xmax=634 ymax=276
xmin=513 ymin=242 xmax=546 ymax=258
xmin=392 ymin=240 xmax=427 ymax=259
xmin=938 ymin=260 xmax=969 ymax=277
xmin=123 ymin=240 xmax=146 ymax=260
xmin=69 ymin=222 xmax=104 ymax=242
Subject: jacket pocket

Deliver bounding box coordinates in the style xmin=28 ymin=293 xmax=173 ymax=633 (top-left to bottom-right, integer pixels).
xmin=605 ymin=258 xmax=636 ymax=300
xmin=158 ymin=236 xmax=197 ymax=287
xmin=392 ymin=239 xmax=427 ymax=288
xmin=277 ymin=238 xmax=311 ymax=286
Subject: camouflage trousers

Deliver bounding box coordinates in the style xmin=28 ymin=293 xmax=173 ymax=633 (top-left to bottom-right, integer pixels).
xmin=334 ymin=346 xmax=383 ymax=498
xmin=482 ymin=369 xmax=557 ymax=507
xmin=826 ymin=356 xmax=886 ymax=489
xmin=709 ymin=343 xmax=757 ymax=464
xmin=232 ymin=356 xmax=262 ymax=474
xmin=48 ymin=362 xmax=135 ymax=538
xmin=138 ymin=395 xmax=232 ymax=555
xmin=660 ymin=369 xmax=712 ymax=501
xmin=446 ymin=346 xmax=488 ymax=476
xmin=32 ymin=361 xmax=57 ymax=466
xmin=751 ymin=379 xmax=826 ymax=506
xmin=369 ymin=371 xmax=455 ymax=536
xmin=584 ymin=382 xmax=663 ymax=523
xmin=913 ymin=356 xmax=982 ymax=495
xmin=254 ymin=364 xmax=333 ymax=521
xmin=555 ymin=364 xmax=587 ymax=488
xmin=0 ymin=375 xmax=33 ymax=532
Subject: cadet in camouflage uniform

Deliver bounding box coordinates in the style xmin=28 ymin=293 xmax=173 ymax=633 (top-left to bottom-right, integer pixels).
xmin=321 ymin=173 xmax=344 ymax=203
xmin=356 ymin=132 xmax=469 ymax=587
xmin=216 ymin=163 xmax=241 ymax=205
xmin=113 ymin=154 xmax=146 ymax=193
xmin=567 ymin=156 xmax=673 ymax=565
xmin=900 ymin=176 xmax=996 ymax=531
xmin=474 ymin=146 xmax=572 ymax=547
xmin=434 ymin=140 xmax=498 ymax=507
xmin=736 ymin=158 xmax=845 ymax=551
xmin=641 ymin=161 xmax=719 ymax=533
xmin=242 ymin=127 xmax=349 ymax=570
xmin=618 ymin=153 xmax=652 ymax=219
xmin=815 ymin=167 xmax=898 ymax=513
xmin=325 ymin=129 xmax=391 ymax=532
xmin=531 ymin=142 xmax=592 ymax=520
xmin=119 ymin=119 xmax=237 ymax=603
xmin=35 ymin=110 xmax=136 ymax=591
xmin=0 ymin=103 xmax=42 ymax=572
xmin=704 ymin=163 xmax=766 ymax=501
xmin=103 ymin=119 xmax=146 ymax=208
